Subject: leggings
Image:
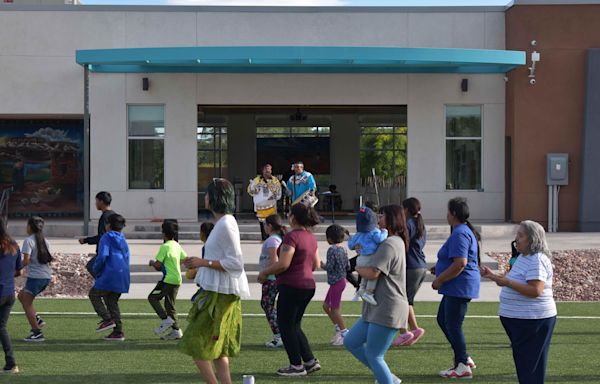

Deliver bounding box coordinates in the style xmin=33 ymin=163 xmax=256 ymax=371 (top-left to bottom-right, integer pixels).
xmin=344 ymin=317 xmax=398 ymax=384
xmin=277 ymin=285 xmax=315 ymax=366
xmin=260 ymin=280 xmax=280 ymax=335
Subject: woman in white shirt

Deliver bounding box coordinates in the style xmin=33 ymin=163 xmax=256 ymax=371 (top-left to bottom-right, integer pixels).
xmin=178 ymin=178 xmax=250 ymax=384
xmin=481 ymin=220 xmax=557 ymax=384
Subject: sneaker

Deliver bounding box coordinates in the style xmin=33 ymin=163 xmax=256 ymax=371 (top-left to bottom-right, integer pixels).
xmin=351 ymin=291 xmax=362 ymax=302
xmin=439 ymin=363 xmax=472 ymax=379
xmin=23 ymin=331 xmax=44 ymax=342
xmin=403 ymin=328 xmax=425 ymax=346
xmin=265 ymin=336 xmax=283 ymax=348
xmin=104 ymin=331 xmax=125 ymax=341
xmin=304 ymin=358 xmax=321 ymax=374
xmin=95 ymin=319 xmax=116 ymax=333
xmin=277 ymin=365 xmax=307 ymax=377
xmin=360 ymin=291 xmax=378 ymax=306
xmin=375 ymin=374 xmax=402 ymax=384
xmin=331 ymin=333 xmax=345 ymax=346
xmin=161 ymin=329 xmax=183 ymax=340
xmin=36 ymin=315 xmax=46 ymax=328
xmin=392 ymin=331 xmax=414 ymax=347
xmin=1 ymin=365 xmax=19 ymax=374
xmin=467 ymin=356 xmax=476 ymax=369
xmin=154 ymin=317 xmax=175 ymax=335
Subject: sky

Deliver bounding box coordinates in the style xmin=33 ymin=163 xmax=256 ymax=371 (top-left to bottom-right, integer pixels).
xmin=82 ymin=0 xmax=513 ymax=6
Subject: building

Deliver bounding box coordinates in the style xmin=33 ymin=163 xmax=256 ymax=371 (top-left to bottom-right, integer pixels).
xmin=0 ymin=1 xmax=596 ymax=231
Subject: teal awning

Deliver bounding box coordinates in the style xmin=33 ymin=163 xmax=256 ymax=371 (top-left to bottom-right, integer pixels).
xmin=76 ymin=46 xmax=525 ymax=74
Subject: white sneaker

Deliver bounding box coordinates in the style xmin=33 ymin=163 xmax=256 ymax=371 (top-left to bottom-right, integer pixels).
xmin=375 ymin=374 xmax=402 ymax=384
xmin=360 ymin=291 xmax=378 ymax=306
xmin=467 ymin=356 xmax=476 ymax=369
xmin=154 ymin=317 xmax=175 ymax=335
xmin=439 ymin=363 xmax=472 ymax=379
xmin=265 ymin=336 xmax=283 ymax=348
xmin=160 ymin=328 xmax=183 ymax=340
xmin=331 ymin=332 xmax=345 ymax=346
xmin=351 ymin=291 xmax=362 ymax=302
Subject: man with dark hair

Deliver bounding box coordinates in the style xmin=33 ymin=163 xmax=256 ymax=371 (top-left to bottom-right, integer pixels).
xmin=79 ymin=191 xmax=116 ymax=277
xmin=248 ymin=164 xmax=282 ymax=241
xmin=286 ymin=161 xmax=317 ymax=208
xmin=79 ymin=191 xmax=115 ymax=249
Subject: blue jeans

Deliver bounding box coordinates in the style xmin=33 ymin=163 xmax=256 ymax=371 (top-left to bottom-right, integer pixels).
xmin=437 ymin=295 xmax=471 ymax=366
xmin=344 ymin=317 xmax=398 ymax=384
xmin=501 ymin=316 xmax=556 ymax=384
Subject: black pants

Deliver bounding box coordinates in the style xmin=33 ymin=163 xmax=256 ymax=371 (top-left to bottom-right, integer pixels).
xmin=346 ymin=256 xmax=361 ymax=289
xmin=0 ymin=295 xmax=16 ymax=368
xmin=277 ymin=285 xmax=316 ymax=366
xmin=148 ymin=281 xmax=180 ymax=330
xmin=501 ymin=316 xmax=556 ymax=384
xmin=89 ymin=288 xmax=123 ymax=332
xmin=259 ymin=221 xmax=268 ymax=241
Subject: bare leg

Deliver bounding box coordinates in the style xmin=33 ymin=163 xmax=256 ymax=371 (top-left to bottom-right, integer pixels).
xmin=407 ymin=305 xmax=419 ymax=330
xmin=214 ymin=356 xmax=232 ymax=384
xmin=18 ymin=291 xmax=38 ymax=330
xmin=195 ymin=360 xmax=218 ymax=384
xmin=327 ymin=307 xmax=347 ymax=330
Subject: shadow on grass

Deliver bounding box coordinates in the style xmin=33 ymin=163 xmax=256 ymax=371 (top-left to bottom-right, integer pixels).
xmin=0 ymin=373 xmax=199 ymax=384
xmin=14 ymin=339 xmax=181 ymax=352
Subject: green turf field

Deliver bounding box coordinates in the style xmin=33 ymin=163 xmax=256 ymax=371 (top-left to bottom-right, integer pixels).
xmin=1 ymin=300 xmax=599 ymax=383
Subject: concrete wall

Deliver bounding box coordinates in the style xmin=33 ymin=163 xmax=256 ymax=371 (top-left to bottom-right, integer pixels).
xmin=0 ymin=7 xmax=507 ymax=221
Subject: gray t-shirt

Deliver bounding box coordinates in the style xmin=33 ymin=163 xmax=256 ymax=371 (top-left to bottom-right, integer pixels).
xmin=22 ymin=235 xmax=53 ymax=279
xmin=361 ymin=236 xmax=409 ymax=329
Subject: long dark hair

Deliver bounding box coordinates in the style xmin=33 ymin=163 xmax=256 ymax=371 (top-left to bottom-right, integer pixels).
xmin=379 ymin=204 xmax=409 ymax=251
xmin=0 ymin=217 xmax=18 ymax=256
xmin=27 ymin=216 xmax=52 ymax=264
xmin=290 ymin=203 xmax=320 ymax=228
xmin=402 ymin=197 xmax=425 ymax=239
xmin=447 ymin=197 xmax=481 ymax=264
xmin=265 ymin=214 xmax=287 ymax=238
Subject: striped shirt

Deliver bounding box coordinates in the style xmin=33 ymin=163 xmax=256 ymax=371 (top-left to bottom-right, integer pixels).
xmin=499 ymin=252 xmax=557 ymax=319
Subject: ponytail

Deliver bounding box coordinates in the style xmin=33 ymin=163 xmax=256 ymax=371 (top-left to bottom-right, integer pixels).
xmin=265 ymin=214 xmax=287 ymax=238
xmin=0 ymin=217 xmax=18 ymax=256
xmin=402 ymin=197 xmax=425 ymax=239
xmin=28 ymin=216 xmax=52 ymax=264
xmin=465 ymin=220 xmax=481 ymax=265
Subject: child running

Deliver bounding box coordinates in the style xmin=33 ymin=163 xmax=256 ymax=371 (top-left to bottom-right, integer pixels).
xmin=321 ymin=224 xmax=350 ymax=346
xmin=148 ymin=220 xmax=187 ymax=340
xmin=259 ymin=214 xmax=286 ymax=348
xmin=0 ymin=217 xmax=23 ymax=374
xmin=19 ymin=216 xmax=53 ymax=342
xmin=348 ymin=207 xmax=388 ymax=305
xmin=89 ymin=214 xmax=130 ymax=341
xmin=186 ymin=222 xmax=214 ymax=302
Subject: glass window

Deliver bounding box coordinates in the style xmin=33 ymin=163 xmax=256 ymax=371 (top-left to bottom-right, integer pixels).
xmin=197 ymin=125 xmax=228 ymax=192
xmin=128 ymin=105 xmax=164 ymax=189
xmin=359 ymin=126 xmax=407 ymax=180
xmin=445 ymin=105 xmax=482 ymax=190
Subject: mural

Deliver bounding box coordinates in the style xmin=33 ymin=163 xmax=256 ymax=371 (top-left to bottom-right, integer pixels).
xmin=0 ymin=120 xmax=83 ymax=217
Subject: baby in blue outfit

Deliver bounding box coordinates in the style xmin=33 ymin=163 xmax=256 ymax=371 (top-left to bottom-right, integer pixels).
xmin=348 ymin=207 xmax=388 ymax=305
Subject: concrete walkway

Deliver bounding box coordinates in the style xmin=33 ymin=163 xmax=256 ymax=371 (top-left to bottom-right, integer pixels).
xmin=14 ymin=231 xmax=600 ymax=302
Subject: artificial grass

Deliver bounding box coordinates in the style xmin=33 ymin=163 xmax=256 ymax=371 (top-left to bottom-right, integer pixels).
xmin=1 ymin=300 xmax=599 ymax=383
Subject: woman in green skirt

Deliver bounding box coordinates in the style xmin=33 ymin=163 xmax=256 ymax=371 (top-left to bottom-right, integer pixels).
xmin=180 ymin=178 xmax=250 ymax=384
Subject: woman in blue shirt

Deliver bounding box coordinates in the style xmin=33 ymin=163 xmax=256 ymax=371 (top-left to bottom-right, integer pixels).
xmin=432 ymin=197 xmax=480 ymax=379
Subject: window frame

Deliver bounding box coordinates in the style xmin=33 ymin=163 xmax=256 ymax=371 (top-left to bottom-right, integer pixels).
xmin=444 ymin=104 xmax=484 ymax=192
xmin=359 ymin=125 xmax=407 ymax=182
xmin=126 ymin=104 xmax=166 ymax=191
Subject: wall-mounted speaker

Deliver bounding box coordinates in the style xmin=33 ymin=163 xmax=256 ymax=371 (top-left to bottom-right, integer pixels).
xmin=142 ymin=77 xmax=149 ymax=91
xmin=461 ymin=78 xmax=468 ymax=92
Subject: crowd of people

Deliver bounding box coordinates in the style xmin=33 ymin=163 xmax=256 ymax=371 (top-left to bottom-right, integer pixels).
xmin=0 ymin=171 xmax=558 ymax=384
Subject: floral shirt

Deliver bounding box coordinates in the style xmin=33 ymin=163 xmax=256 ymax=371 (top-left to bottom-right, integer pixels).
xmin=324 ymin=245 xmax=350 ymax=285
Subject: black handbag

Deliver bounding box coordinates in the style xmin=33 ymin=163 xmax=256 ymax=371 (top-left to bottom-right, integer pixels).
xmin=86 ymin=254 xmax=98 ymax=278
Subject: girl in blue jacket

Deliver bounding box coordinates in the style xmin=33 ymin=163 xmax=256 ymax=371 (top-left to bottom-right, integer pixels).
xmin=89 ymin=214 xmax=130 ymax=341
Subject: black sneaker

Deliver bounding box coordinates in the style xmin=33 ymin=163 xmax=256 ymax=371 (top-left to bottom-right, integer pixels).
xmin=95 ymin=319 xmax=116 ymax=333
xmin=277 ymin=365 xmax=307 ymax=377
xmin=104 ymin=331 xmax=125 ymax=341
xmin=23 ymin=332 xmax=44 ymax=342
xmin=304 ymin=359 xmax=321 ymax=374
xmin=36 ymin=315 xmax=46 ymax=328
xmin=1 ymin=365 xmax=20 ymax=374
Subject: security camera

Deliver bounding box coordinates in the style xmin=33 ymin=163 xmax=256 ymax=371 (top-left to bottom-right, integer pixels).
xmin=529 ymin=78 xmax=536 ymax=85
xmin=531 ymin=40 xmax=537 ymax=46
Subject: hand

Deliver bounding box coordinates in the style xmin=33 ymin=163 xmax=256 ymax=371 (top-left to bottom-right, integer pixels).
xmin=429 ymin=266 xmax=436 ymax=275
xmin=183 ymin=257 xmax=203 ymax=269
xmin=480 ymin=266 xmax=495 ymax=279
xmin=257 ymin=271 xmax=267 ymax=284
xmin=78 ymin=238 xmax=85 ymax=244
xmin=495 ymin=275 xmax=510 ymax=287
xmin=148 ymin=260 xmax=155 ymax=267
xmin=432 ymin=279 xmax=442 ymax=290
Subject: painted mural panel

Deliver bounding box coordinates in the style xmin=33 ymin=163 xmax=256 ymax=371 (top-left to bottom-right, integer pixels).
xmin=0 ymin=119 xmax=83 ymax=217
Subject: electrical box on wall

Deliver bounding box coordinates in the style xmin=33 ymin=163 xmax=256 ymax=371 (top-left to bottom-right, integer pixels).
xmin=546 ymin=153 xmax=569 ymax=186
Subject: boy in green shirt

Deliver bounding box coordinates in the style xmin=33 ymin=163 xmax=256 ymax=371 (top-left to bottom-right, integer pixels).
xmin=148 ymin=220 xmax=187 ymax=340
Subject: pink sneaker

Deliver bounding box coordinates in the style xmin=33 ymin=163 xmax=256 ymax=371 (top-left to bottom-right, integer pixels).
xmin=392 ymin=331 xmax=414 ymax=347
xmin=403 ymin=328 xmax=425 ymax=346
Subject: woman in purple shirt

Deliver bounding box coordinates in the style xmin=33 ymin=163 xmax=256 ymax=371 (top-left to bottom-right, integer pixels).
xmin=258 ymin=203 xmax=321 ymax=377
